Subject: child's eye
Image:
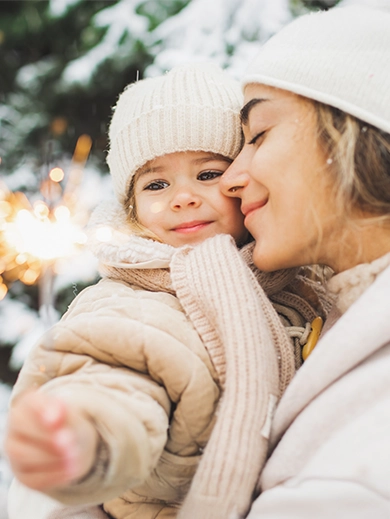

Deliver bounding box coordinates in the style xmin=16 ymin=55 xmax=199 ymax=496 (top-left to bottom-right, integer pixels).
xmin=143 ymin=180 xmax=169 ymax=191
xmin=198 ymin=170 xmax=223 ymax=181
xmin=248 ymin=130 xmax=266 ymax=146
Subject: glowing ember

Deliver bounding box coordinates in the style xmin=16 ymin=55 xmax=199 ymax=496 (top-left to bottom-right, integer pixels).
xmin=54 ymin=205 xmax=70 ymax=221
xmin=73 ymin=135 xmax=92 ymax=163
xmin=0 ymin=282 xmax=7 ymax=301
xmin=50 ymin=117 xmax=68 ymax=136
xmin=21 ymin=269 xmax=40 ymax=285
xmin=49 ymin=167 xmax=65 ymax=182
xmin=33 ymin=202 xmax=50 ymax=219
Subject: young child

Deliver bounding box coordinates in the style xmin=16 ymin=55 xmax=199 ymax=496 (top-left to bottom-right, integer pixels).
xmin=5 ymin=64 xmax=330 ymax=519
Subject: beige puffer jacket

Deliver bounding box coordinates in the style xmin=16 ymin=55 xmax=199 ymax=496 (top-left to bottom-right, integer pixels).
xmin=9 ymin=200 xmax=332 ymax=519
xmin=10 ymin=273 xmax=221 ymax=517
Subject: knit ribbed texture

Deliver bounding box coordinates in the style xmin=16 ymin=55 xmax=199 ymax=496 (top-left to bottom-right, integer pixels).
xmin=243 ymin=6 xmax=390 ymax=134
xmin=327 ymin=251 xmax=390 ymax=314
xmin=107 ymin=63 xmax=243 ymax=203
xmin=240 ymin=242 xmax=299 ymax=297
xmin=170 ymin=234 xmax=295 ymax=519
xmin=99 ymin=265 xmax=175 ymax=295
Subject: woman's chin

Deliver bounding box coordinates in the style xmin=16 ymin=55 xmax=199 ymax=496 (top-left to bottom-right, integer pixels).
xmin=252 ymin=245 xmax=275 ymax=272
xmin=252 ymin=244 xmax=290 ymax=272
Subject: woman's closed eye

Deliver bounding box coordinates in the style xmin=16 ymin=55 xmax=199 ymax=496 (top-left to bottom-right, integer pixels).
xmin=143 ymin=179 xmax=170 ymax=191
xmin=248 ymin=130 xmax=266 ymax=146
xmin=197 ymin=170 xmax=224 ymax=181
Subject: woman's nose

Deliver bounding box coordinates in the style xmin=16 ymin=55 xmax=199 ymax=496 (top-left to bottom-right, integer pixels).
xmin=220 ymin=150 xmax=250 ymax=197
xmin=170 ymin=186 xmax=201 ymax=210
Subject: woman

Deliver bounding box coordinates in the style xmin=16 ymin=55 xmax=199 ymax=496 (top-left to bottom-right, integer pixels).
xmin=220 ymin=5 xmax=390 ymax=518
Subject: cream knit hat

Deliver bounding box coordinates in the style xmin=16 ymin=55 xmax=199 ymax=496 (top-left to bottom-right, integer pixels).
xmin=242 ymin=6 xmax=390 ymax=134
xmin=107 ymin=63 xmax=243 ymax=203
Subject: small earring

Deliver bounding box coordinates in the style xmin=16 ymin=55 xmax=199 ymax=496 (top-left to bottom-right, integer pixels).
xmin=229 ymin=187 xmax=239 ymax=193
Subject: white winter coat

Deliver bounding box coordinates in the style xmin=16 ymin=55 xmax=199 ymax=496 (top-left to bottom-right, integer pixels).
xmin=247 ymin=255 xmax=390 ymax=518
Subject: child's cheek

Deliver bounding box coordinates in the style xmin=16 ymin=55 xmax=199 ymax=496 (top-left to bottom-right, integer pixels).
xmin=150 ymin=201 xmax=166 ymax=214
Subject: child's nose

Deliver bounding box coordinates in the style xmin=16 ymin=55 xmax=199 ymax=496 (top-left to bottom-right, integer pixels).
xmin=170 ymin=186 xmax=201 ymax=210
xmin=220 ymin=149 xmax=250 ymax=197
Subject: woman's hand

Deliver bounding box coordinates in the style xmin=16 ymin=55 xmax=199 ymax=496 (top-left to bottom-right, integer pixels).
xmin=4 ymin=390 xmax=99 ymax=491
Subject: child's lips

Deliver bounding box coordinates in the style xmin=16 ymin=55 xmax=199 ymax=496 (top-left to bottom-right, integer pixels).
xmin=172 ymin=221 xmax=212 ymax=233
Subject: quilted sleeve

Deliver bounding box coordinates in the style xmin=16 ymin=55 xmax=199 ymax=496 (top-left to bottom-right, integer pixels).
xmin=10 ymin=277 xmax=219 ymax=505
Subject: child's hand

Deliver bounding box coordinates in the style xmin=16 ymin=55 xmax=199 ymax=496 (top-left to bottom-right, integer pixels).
xmin=4 ymin=390 xmax=98 ymax=491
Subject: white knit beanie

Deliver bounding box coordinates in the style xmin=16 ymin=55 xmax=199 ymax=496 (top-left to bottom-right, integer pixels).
xmin=107 ymin=63 xmax=243 ymax=203
xmin=242 ymin=6 xmax=390 ymax=134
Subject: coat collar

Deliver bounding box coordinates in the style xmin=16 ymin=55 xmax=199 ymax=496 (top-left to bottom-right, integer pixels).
xmin=270 ymin=263 xmax=390 ymax=448
xmin=86 ymin=199 xmax=174 ymax=269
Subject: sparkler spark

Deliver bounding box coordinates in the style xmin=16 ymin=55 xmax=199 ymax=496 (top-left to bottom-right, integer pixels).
xmin=0 ymin=134 xmax=92 ymax=305
xmin=4 ymin=205 xmax=87 ymax=260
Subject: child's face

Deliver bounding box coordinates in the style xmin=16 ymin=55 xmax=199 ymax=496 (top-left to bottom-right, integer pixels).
xmin=134 ymin=151 xmax=248 ymax=248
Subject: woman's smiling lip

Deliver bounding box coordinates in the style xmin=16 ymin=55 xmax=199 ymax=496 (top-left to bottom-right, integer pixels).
xmin=241 ymin=200 xmax=268 ymax=218
xmin=172 ymin=220 xmax=212 ymax=233
xmin=241 ymin=198 xmax=268 ymax=227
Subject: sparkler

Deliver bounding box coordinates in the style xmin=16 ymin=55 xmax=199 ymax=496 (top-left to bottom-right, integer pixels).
xmin=0 ymin=134 xmax=92 ymax=327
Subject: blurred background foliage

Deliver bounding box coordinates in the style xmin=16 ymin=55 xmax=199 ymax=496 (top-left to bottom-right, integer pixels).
xmin=0 ymin=0 xmax=341 ymax=386
xmin=0 ymin=0 xmax=339 ymax=180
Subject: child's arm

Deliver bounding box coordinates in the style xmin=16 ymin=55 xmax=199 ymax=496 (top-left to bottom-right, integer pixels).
xmin=5 ymin=390 xmax=98 ymax=491
xmin=6 ymin=364 xmax=171 ymax=507
xmin=6 ymin=277 xmax=217 ymax=507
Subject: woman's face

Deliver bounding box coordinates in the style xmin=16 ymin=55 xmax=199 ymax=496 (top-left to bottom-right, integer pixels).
xmin=221 ymin=84 xmax=342 ymax=272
